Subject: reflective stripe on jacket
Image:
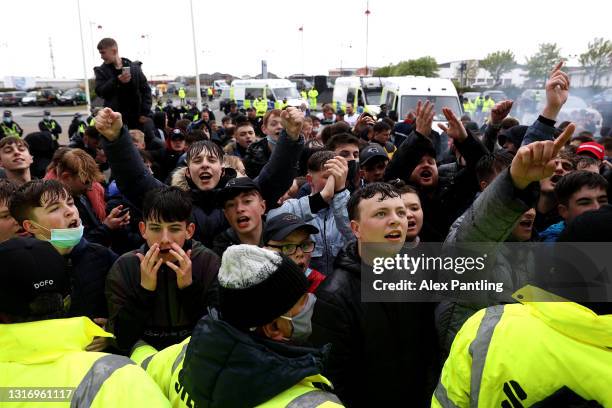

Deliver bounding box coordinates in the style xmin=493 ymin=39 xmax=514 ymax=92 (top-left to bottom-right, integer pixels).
xmin=0 ymin=317 xmax=170 ymax=407
xmin=131 ymin=337 xmax=343 ymax=408
xmin=433 ymin=286 xmax=612 ymax=407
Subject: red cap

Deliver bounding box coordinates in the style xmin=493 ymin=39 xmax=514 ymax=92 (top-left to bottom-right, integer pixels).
xmin=576 ymin=142 xmax=605 ymax=160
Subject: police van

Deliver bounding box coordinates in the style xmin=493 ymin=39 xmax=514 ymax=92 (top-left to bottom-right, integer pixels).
xmin=332 ymin=76 xmax=383 ymax=115
xmin=380 ymin=76 xmax=462 ymax=129
xmin=230 ymin=79 xmax=306 ymax=110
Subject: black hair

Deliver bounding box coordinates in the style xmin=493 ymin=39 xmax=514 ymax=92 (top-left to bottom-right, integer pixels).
xmin=142 ymin=187 xmax=192 ymax=223
xmin=387 ymin=179 xmax=418 ymax=195
xmin=9 ymin=180 xmax=70 ymax=224
xmin=153 ymin=111 xmax=167 ymax=130
xmin=554 ymin=171 xmax=608 ymax=206
xmin=84 ymin=126 xmax=101 ymax=140
xmin=326 ymin=133 xmax=360 ymax=151
xmin=475 ymin=150 xmax=514 ymax=185
xmin=372 ymin=121 xmax=391 ymax=134
xmin=576 ymin=156 xmax=601 ymax=170
xmin=307 ymin=150 xmax=335 ymax=173
xmin=347 ymin=182 xmax=401 ymax=221
xmin=0 ymin=179 xmax=17 ymax=207
xmin=186 ymin=140 xmax=224 ymax=164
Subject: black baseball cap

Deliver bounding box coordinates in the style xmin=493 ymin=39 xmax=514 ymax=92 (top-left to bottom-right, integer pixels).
xmin=360 ymin=143 xmax=388 ymax=166
xmin=263 ymin=213 xmax=319 ymax=243
xmin=170 ymin=128 xmax=186 ymax=140
xmin=43 ymin=110 xmax=51 ymax=116
xmin=217 ymin=177 xmax=261 ymax=206
xmin=3 ymin=110 xmax=12 ymax=117
xmin=0 ymin=237 xmax=69 ymax=317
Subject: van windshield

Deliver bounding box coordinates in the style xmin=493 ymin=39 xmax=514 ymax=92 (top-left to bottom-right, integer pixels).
xmin=400 ymin=96 xmax=462 ymax=122
xmin=273 ymin=87 xmax=300 ymax=99
xmin=365 ymin=89 xmax=382 ymax=105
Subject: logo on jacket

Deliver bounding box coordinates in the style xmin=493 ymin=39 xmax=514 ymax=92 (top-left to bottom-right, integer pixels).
xmin=501 ymin=380 xmax=527 ymax=408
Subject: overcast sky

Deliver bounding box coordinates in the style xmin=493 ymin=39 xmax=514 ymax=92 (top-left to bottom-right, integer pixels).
xmin=1 ymin=0 xmax=609 ymax=80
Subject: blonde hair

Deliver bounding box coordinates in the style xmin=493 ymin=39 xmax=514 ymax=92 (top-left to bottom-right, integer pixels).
xmin=129 ymin=129 xmax=145 ymax=146
xmin=223 ymin=155 xmax=246 ymax=177
xmin=48 ymin=147 xmax=103 ymax=183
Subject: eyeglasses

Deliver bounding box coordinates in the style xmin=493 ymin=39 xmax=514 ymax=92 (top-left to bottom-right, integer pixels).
xmin=267 ymin=241 xmax=315 ymax=256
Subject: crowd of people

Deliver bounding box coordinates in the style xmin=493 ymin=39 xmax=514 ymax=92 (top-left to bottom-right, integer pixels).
xmin=1 ymin=38 xmax=612 ymax=407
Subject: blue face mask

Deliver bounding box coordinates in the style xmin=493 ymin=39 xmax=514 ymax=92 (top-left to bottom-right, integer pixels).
xmin=281 ymin=293 xmax=316 ymax=344
xmin=3 ymin=117 xmax=11 ymax=123
xmin=266 ymin=135 xmax=278 ymax=146
xmin=32 ymin=222 xmax=84 ymax=249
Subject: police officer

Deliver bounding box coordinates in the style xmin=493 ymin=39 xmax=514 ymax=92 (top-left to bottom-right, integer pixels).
xmin=178 ymin=87 xmax=186 ymax=105
xmin=308 ymin=87 xmax=319 ymax=111
xmin=68 ymin=112 xmax=88 ymax=141
xmin=254 ymin=95 xmax=267 ymax=118
xmin=131 ymin=245 xmax=343 ymax=408
xmin=0 ymin=110 xmax=23 ymax=139
xmin=0 ymin=237 xmax=171 ymax=408
xmin=38 ymin=110 xmax=63 ymax=141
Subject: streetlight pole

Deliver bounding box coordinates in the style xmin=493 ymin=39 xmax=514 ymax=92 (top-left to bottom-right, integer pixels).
xmin=189 ymin=0 xmax=202 ymax=110
xmin=365 ymin=1 xmax=370 ymax=75
xmin=299 ymin=25 xmax=304 ymax=74
xmin=77 ymin=0 xmax=91 ymax=112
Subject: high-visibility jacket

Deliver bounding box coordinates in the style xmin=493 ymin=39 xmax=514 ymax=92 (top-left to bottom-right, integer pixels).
xmin=482 ymin=98 xmax=495 ymax=113
xmin=178 ymin=88 xmax=186 ymax=99
xmin=254 ymin=98 xmax=268 ymax=117
xmin=131 ymin=338 xmax=343 ymax=408
xmin=474 ymin=96 xmax=484 ymax=111
xmin=207 ymin=88 xmax=213 ymax=96
xmin=308 ymin=89 xmax=319 ymax=110
xmin=300 ymin=90 xmax=307 ymax=100
xmin=1 ymin=122 xmax=22 ymax=138
xmin=0 ymin=317 xmax=170 ymax=407
xmin=433 ymin=286 xmax=612 ymax=408
xmin=462 ymin=101 xmax=475 ymax=114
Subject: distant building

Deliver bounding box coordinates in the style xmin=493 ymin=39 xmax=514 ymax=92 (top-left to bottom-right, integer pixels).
xmin=328 ymin=66 xmax=377 ymax=77
xmin=2 ymin=76 xmax=82 ymax=90
xmin=438 ymin=61 xmax=528 ymax=88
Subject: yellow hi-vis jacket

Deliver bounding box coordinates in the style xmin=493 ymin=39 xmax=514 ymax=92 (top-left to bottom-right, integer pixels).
xmin=131 ymin=338 xmax=344 ymax=408
xmin=308 ymin=89 xmax=319 ymax=110
xmin=254 ymin=98 xmax=268 ymax=117
xmin=482 ymin=98 xmax=495 ymax=113
xmin=0 ymin=317 xmax=170 ymax=407
xmin=432 ymin=286 xmax=612 ymax=407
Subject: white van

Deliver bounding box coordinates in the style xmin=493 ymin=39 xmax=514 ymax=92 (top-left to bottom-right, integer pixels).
xmin=230 ymin=79 xmax=306 ymax=109
xmin=332 ymin=76 xmax=383 ymax=115
xmin=380 ymin=76 xmax=462 ymax=128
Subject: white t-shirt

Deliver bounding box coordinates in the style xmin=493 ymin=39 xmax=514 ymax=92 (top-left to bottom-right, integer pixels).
xmin=345 ymin=113 xmax=359 ymax=127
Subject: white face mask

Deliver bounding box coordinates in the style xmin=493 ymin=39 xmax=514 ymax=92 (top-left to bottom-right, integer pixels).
xmin=44 ymin=115 xmax=52 ymax=120
xmin=280 ymin=293 xmax=316 ymax=344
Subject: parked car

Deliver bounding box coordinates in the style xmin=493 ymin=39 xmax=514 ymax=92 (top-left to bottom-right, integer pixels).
xmin=483 ymin=90 xmax=508 ymax=102
xmin=2 ymin=91 xmax=27 ymax=106
xmin=21 ymin=91 xmax=38 ymax=106
xmin=36 ymin=89 xmax=61 ymax=106
xmin=520 ymin=96 xmax=603 ymax=135
xmin=58 ymin=88 xmax=86 ymax=106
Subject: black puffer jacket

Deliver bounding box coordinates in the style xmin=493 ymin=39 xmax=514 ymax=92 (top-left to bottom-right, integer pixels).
xmin=94 ymin=57 xmax=152 ymax=128
xmin=211 ymin=222 xmax=266 ymax=258
xmin=384 ymin=130 xmax=489 ymax=241
xmin=102 ymin=126 xmax=303 ymax=248
xmin=310 ymin=241 xmax=439 ymax=407
xmin=179 ymin=312 xmax=338 ymax=408
xmin=65 ymin=238 xmax=117 ymax=319
xmin=105 ymin=240 xmax=220 ymax=352
xmin=243 ymin=137 xmax=271 ymax=179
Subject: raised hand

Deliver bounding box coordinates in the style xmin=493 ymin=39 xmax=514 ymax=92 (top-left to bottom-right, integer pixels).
xmin=136 ymin=243 xmax=163 ymax=291
xmin=490 ymin=100 xmax=514 ymax=125
xmin=324 ymin=156 xmax=349 ymax=193
xmin=166 ymin=243 xmax=193 ymax=289
xmin=438 ymin=107 xmax=468 ymax=143
xmin=280 ymin=107 xmax=304 ymax=140
xmin=415 ymin=100 xmax=434 ymax=137
xmin=542 ymin=61 xmax=570 ymax=121
xmin=510 ymin=123 xmax=575 ymax=189
xmin=95 ymin=107 xmax=123 ymax=141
